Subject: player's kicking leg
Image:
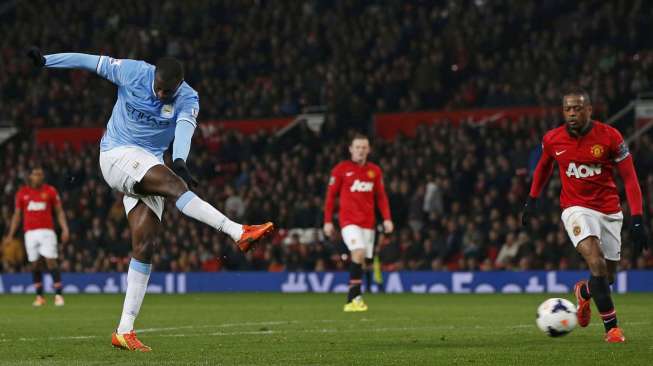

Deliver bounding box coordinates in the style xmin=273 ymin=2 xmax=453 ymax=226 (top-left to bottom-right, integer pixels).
xmin=109 ymin=163 xmax=272 ymax=351
xmin=575 ymin=237 xmax=625 ymax=343
xmin=135 ymin=165 xmax=274 ymax=250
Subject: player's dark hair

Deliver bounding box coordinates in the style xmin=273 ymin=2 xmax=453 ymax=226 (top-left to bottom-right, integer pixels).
xmin=156 ymin=57 xmax=184 ymax=82
xmin=562 ymin=87 xmax=591 ymax=105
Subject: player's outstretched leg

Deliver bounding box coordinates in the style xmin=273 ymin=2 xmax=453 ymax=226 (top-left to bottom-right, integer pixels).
xmin=136 ymin=165 xmax=274 ymax=252
xmin=175 ymin=191 xmax=273 ymax=251
xmin=112 ymin=202 xmax=156 ymax=352
xmin=31 ymin=260 xmax=45 ymax=307
xmin=577 ymin=237 xmax=624 ymax=343
xmin=45 ymin=258 xmax=64 ymax=306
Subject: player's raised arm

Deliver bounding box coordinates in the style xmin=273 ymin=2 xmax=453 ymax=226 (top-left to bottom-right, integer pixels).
xmin=27 ymin=47 xmax=140 ymax=86
xmin=612 ymin=135 xmax=648 ymax=253
xmin=374 ymin=168 xmax=393 ymax=233
xmin=522 ymin=141 xmax=555 ymax=227
xmin=323 ymin=166 xmax=343 ymax=237
xmin=171 ymin=94 xmax=200 ymax=188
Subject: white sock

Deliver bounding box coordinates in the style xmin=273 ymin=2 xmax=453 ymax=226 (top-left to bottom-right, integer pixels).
xmin=176 ymin=192 xmax=243 ymax=241
xmin=117 ymin=259 xmax=151 ymax=334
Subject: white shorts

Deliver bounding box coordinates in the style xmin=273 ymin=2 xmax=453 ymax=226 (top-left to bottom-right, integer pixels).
xmin=341 ymin=225 xmax=375 ymax=259
xmin=561 ymin=206 xmax=623 ymax=261
xmin=99 ymin=146 xmax=165 ymax=220
xmin=24 ymin=229 xmax=58 ymax=262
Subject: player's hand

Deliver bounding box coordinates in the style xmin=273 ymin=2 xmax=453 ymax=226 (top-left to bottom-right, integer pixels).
xmin=323 ymin=222 xmax=335 ymax=238
xmin=172 ymin=158 xmax=199 ymax=188
xmin=383 ymin=220 xmax=394 ymax=234
xmin=26 ymin=46 xmax=46 ymax=67
xmin=630 ymin=215 xmax=648 ymax=254
xmin=521 ymin=196 xmax=537 ymax=227
xmin=61 ymin=228 xmax=70 ymax=244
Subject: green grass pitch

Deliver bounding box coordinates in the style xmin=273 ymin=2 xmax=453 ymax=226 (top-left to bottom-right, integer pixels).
xmin=1 ymin=293 xmax=652 ymax=365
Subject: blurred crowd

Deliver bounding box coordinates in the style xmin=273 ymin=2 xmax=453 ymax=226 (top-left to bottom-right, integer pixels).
xmin=1 ymin=0 xmax=652 ymax=127
xmin=2 ymin=114 xmax=653 ymax=273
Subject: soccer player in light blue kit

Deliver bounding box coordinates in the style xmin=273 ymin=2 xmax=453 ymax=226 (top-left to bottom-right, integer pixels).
xmin=27 ymin=48 xmax=274 ymax=351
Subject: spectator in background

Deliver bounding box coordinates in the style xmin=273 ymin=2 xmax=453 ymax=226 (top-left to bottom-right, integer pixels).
xmin=224 ymin=185 xmax=246 ymax=221
xmin=495 ymin=232 xmax=522 ymax=270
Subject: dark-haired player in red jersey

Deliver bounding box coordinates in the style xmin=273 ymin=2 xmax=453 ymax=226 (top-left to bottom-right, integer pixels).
xmin=522 ymin=89 xmax=648 ymax=343
xmin=324 ymin=134 xmax=393 ymax=312
xmin=3 ymin=166 xmax=70 ymax=306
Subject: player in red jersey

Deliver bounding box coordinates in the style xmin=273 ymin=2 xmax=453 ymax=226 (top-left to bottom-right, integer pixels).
xmin=324 ymin=134 xmax=393 ymax=311
xmin=522 ymin=89 xmax=648 ymax=343
xmin=3 ymin=166 xmax=70 ymax=306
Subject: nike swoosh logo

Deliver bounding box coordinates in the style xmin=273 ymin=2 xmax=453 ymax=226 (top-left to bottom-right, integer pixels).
xmin=555 ymin=150 xmax=566 ymax=156
xmin=346 ymin=172 xmax=354 ymax=176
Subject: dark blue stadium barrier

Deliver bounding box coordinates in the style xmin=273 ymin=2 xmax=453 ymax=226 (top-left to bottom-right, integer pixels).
xmin=1 ymin=271 xmax=652 ymax=294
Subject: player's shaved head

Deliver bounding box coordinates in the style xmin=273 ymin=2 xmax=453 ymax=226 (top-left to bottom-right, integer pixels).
xmin=156 ymin=57 xmax=184 ymax=81
xmin=562 ymin=87 xmax=591 ymax=105
xmin=562 ymin=88 xmax=593 ymax=137
xmin=154 ymin=57 xmax=184 ymax=102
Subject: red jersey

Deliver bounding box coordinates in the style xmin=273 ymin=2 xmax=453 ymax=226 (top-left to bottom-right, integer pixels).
xmin=324 ymin=160 xmax=391 ymax=229
xmin=15 ymin=184 xmax=61 ymax=231
xmin=535 ymin=121 xmax=631 ymax=214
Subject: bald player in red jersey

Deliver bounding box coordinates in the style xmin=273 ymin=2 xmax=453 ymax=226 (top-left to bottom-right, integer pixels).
xmin=3 ymin=166 xmax=70 ymax=306
xmin=324 ymin=134 xmax=393 ymax=312
xmin=522 ymin=89 xmax=648 ymax=343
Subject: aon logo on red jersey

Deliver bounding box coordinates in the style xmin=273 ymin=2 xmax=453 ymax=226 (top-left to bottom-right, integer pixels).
xmin=565 ymin=162 xmax=602 ymax=178
xmin=26 ymin=201 xmax=47 ymax=211
xmin=350 ymin=180 xmax=374 ymax=192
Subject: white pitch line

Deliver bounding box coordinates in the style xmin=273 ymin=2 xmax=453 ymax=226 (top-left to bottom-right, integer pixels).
xmin=138 ymin=319 xmax=337 ymax=333
xmin=147 ymin=326 xmax=444 ymax=338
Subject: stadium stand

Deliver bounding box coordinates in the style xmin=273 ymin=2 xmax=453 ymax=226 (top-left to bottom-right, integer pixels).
xmin=1 ymin=0 xmax=652 ymax=126
xmin=2 ymin=116 xmax=653 ymax=272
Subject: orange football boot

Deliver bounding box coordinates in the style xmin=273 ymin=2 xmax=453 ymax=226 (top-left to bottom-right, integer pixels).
xmin=236 ymin=222 xmax=274 ymax=252
xmin=574 ymin=280 xmax=591 ymax=327
xmin=605 ymin=327 xmax=625 ymax=343
xmin=111 ymin=331 xmax=152 ymax=352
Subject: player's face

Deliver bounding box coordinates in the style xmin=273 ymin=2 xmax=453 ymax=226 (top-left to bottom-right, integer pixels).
xmin=29 ymin=168 xmax=44 ymax=187
xmin=562 ymin=95 xmax=592 ymax=134
xmin=154 ymin=73 xmax=182 ymax=103
xmin=349 ymin=138 xmax=370 ymax=164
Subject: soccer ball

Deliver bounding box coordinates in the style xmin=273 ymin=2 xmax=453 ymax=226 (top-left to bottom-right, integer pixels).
xmin=536 ymin=298 xmax=577 ymax=337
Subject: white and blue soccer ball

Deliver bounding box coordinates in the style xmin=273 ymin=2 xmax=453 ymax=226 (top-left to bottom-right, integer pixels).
xmin=536 ymin=298 xmax=577 ymax=337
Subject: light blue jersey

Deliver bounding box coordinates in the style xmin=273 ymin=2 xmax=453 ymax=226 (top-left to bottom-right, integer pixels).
xmin=44 ymin=53 xmax=198 ymax=161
